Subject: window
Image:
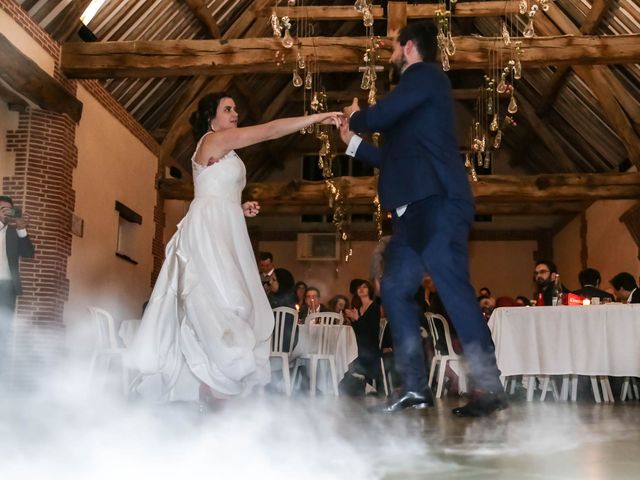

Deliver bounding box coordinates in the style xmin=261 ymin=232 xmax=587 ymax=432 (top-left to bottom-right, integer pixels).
xmin=115 ymin=201 xmax=142 ymax=264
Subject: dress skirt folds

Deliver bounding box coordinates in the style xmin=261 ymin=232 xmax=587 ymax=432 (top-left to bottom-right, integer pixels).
xmin=126 ymin=145 xmax=273 ymax=401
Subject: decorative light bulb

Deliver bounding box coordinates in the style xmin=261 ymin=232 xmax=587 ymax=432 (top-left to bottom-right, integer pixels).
xmin=490 ymin=114 xmax=499 ymax=132
xmin=508 ymin=94 xmax=518 ymax=114
xmin=311 ymin=92 xmax=320 ymax=112
xmin=519 ymin=0 xmax=528 ymax=15
xmin=523 ymin=19 xmax=535 ymax=38
xmin=363 ymin=8 xmax=374 ymax=27
xmin=502 ymin=22 xmax=511 ymax=46
xmin=288 ymin=0 xmax=296 ymax=5
xmin=281 ymin=28 xmax=294 ymax=48
xmin=487 ymin=95 xmax=494 ymax=116
xmin=297 ymin=52 xmax=305 ymax=70
xmin=304 ymin=71 xmax=313 ymax=90
xmin=360 ymin=67 xmax=372 ymax=90
xmin=368 ymin=87 xmax=377 ymax=105
xmin=292 ymin=69 xmax=303 ymax=87
xmin=514 ymin=59 xmax=522 ymax=79
xmin=354 ymin=0 xmax=367 ymax=12
xmin=441 ymin=53 xmax=450 ymax=71
xmin=445 ymin=31 xmax=456 ymax=56
xmin=497 ymin=75 xmax=507 ymax=94
xmin=270 ymin=12 xmax=282 ymax=37
xmin=493 ymin=130 xmax=503 ymax=149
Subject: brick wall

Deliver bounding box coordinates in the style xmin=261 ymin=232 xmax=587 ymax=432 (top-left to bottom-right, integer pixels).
xmin=0 ymin=0 xmax=166 ymax=386
xmin=4 ymin=108 xmax=76 ymax=387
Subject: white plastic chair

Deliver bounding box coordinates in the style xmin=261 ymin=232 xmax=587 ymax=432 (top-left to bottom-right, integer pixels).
xmin=305 ymin=312 xmax=345 ymax=325
xmin=377 ymin=318 xmax=392 ymax=397
xmin=621 ymin=377 xmax=640 ymax=402
xmin=425 ymin=312 xmax=468 ymax=398
xmin=291 ymin=323 xmax=340 ymax=396
xmin=270 ymin=307 xmax=299 ymax=396
xmin=87 ymin=306 xmax=129 ymax=397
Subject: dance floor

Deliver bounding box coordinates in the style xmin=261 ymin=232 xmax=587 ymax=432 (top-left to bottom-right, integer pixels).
xmin=1 ymin=392 xmax=639 ymax=479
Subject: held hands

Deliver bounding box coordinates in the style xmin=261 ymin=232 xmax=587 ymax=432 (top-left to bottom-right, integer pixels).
xmin=242 ymin=201 xmax=260 ymax=217
xmin=315 ymin=111 xmax=344 ymax=128
xmin=338 ymin=97 xmax=360 ymax=145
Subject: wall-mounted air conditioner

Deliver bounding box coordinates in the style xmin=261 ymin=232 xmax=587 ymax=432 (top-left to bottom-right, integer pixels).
xmin=297 ymin=233 xmax=339 ymax=261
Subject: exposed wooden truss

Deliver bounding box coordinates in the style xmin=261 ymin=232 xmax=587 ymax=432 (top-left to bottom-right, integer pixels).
xmin=254 ymin=2 xmax=520 ymax=21
xmin=0 ymin=33 xmax=82 ymax=122
xmin=158 ymin=173 xmax=640 ymax=215
xmin=61 ymin=34 xmax=640 ymax=79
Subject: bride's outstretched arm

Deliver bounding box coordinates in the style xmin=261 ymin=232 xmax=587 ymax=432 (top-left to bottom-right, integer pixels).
xmin=198 ymin=111 xmax=342 ymax=163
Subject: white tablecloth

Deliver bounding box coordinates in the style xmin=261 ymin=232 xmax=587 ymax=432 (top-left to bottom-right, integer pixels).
xmin=489 ymin=304 xmax=640 ymax=377
xmin=290 ymin=324 xmax=358 ymax=392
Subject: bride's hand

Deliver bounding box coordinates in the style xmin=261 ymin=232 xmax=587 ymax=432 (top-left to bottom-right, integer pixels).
xmin=242 ymin=201 xmax=260 ymax=217
xmin=316 ymin=112 xmax=343 ymax=128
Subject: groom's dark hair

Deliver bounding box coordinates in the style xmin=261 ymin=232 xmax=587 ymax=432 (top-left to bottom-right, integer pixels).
xmin=397 ymin=21 xmax=438 ymax=63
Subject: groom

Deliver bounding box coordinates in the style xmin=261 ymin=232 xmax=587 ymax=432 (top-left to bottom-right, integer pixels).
xmin=339 ymin=21 xmax=506 ymax=417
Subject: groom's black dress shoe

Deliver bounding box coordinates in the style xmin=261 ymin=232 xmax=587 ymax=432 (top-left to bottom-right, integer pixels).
xmin=452 ymin=391 xmax=508 ymax=418
xmin=372 ymin=388 xmax=434 ymax=413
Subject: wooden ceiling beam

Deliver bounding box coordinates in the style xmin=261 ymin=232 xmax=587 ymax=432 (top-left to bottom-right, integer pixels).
xmin=61 ymin=34 xmax=640 ymax=79
xmin=536 ymin=9 xmax=640 ymax=168
xmin=0 ymin=33 xmax=82 ymax=122
xmin=537 ymin=0 xmax=613 ymax=116
xmin=182 ymin=0 xmax=221 ymax=38
xmin=158 ymin=172 xmax=640 ymax=203
xmin=253 ymin=2 xmax=519 ymax=21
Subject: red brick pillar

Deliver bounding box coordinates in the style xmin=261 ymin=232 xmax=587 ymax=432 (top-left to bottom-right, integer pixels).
xmin=3 ymin=107 xmax=77 ymax=387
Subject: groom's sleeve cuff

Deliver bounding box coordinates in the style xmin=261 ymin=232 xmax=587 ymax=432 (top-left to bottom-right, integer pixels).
xmin=345 ymin=135 xmax=363 ymax=157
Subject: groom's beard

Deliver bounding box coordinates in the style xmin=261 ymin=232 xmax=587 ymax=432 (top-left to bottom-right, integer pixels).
xmin=390 ymin=54 xmax=407 ymax=85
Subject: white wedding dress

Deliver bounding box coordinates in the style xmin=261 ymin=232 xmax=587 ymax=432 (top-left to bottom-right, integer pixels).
xmin=127 ymin=134 xmax=273 ymax=401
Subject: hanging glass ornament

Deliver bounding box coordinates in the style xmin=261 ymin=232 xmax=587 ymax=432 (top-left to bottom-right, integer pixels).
xmin=540 ymin=0 xmax=550 ymax=11
xmin=300 ymin=112 xmax=309 ymax=134
xmin=360 ymin=66 xmax=372 ymax=90
xmin=497 ymin=74 xmax=507 ymax=94
xmin=304 ymin=70 xmax=313 ymax=90
xmin=310 ymin=92 xmax=320 ymax=112
xmin=437 ymin=30 xmax=446 ymax=50
xmin=464 ymin=152 xmax=472 ymax=169
xmin=270 ymin=12 xmax=282 ymax=37
xmin=514 ymin=58 xmax=522 ymax=80
xmin=490 ymin=114 xmax=499 ymax=132
xmin=446 ymin=31 xmax=456 ymax=56
xmin=484 ymin=151 xmax=491 ymax=169
xmin=487 ymin=95 xmax=494 ymax=116
xmin=441 ymin=52 xmax=450 ymax=71
xmin=354 ymin=0 xmax=367 ymax=13
xmin=523 ymin=18 xmax=535 ymax=38
xmin=502 ymin=22 xmax=511 ymax=46
xmin=508 ymin=94 xmax=518 ymax=114
xmin=519 ymin=0 xmax=528 ymax=15
xmin=281 ymin=28 xmax=294 ymax=48
xmin=297 ymin=51 xmax=305 ymax=70
xmin=493 ymin=130 xmax=503 ymax=149
xmin=292 ymin=69 xmax=303 ymax=87
xmin=288 ymin=0 xmax=296 ymax=5
xmin=306 ymin=122 xmax=314 ymax=134
xmin=368 ymin=87 xmax=377 ymax=105
xmin=363 ymin=8 xmax=374 ymax=27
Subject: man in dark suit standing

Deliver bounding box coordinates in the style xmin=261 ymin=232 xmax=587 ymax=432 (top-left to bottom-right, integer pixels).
xmin=0 ymin=196 xmax=35 ymax=365
xmin=339 ymin=21 xmax=505 ymax=416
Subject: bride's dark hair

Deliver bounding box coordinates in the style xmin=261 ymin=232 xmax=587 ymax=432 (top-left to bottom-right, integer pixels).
xmin=189 ymin=92 xmax=231 ymax=141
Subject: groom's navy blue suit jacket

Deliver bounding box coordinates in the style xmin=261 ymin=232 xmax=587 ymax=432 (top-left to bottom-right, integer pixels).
xmin=350 ymin=62 xmax=473 ymax=210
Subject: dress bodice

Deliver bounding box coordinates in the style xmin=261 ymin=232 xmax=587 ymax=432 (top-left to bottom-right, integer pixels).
xmin=191 ymin=132 xmax=246 ymax=204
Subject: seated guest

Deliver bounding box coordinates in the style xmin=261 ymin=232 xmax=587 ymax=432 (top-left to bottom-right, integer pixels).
xmin=610 ymin=272 xmax=640 ymax=303
xmin=495 ymin=296 xmax=517 ymax=308
xmin=478 ymin=286 xmax=491 ymax=298
xmin=266 ymin=268 xmax=297 ymax=309
xmin=533 ymin=259 xmax=569 ymax=306
xmin=349 ymin=277 xmax=367 ymax=311
xmin=294 ymin=281 xmax=307 ymax=311
xmin=478 ymin=295 xmax=494 ymax=321
xmin=515 ymin=295 xmax=530 ymax=306
xmin=573 ymin=268 xmax=615 ymax=302
xmin=328 ymin=294 xmax=349 ymax=315
xmin=344 ymin=280 xmax=382 ymax=389
xmin=298 ymin=286 xmax=327 ymax=323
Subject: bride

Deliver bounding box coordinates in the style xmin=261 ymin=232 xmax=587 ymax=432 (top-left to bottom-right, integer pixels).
xmin=127 ymin=93 xmax=342 ymax=402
